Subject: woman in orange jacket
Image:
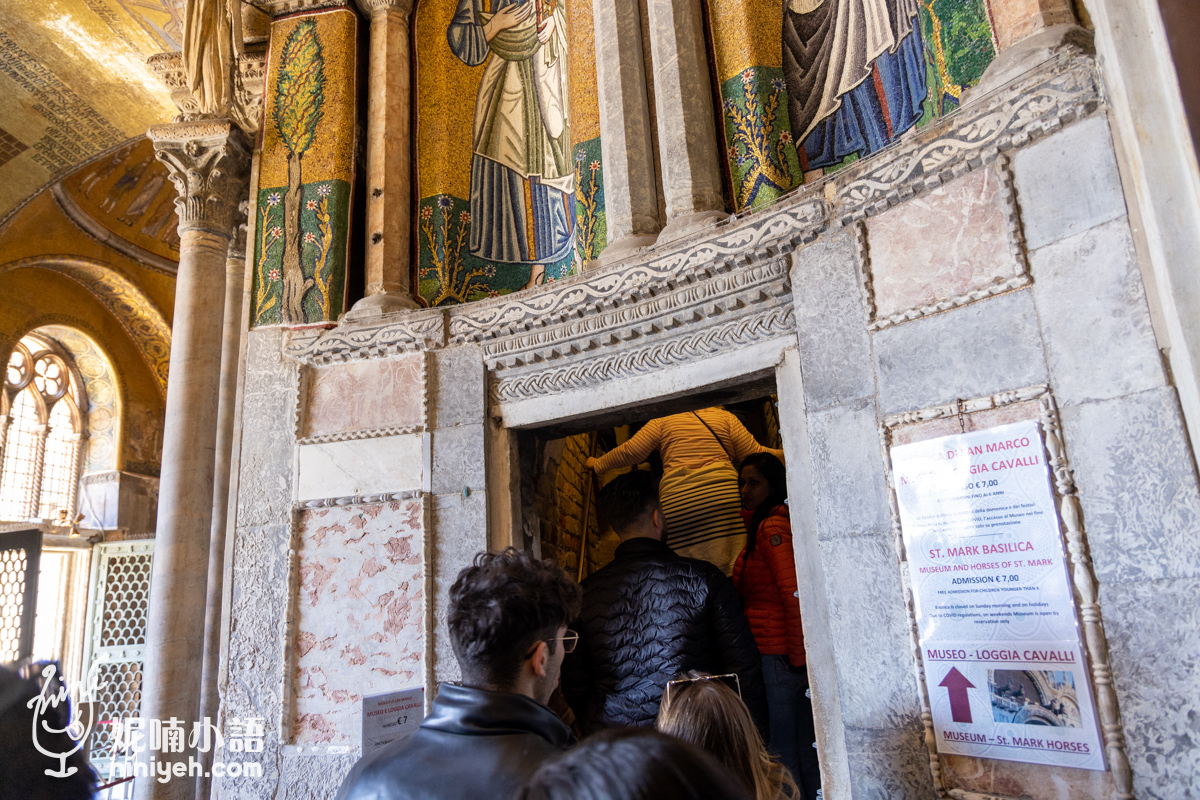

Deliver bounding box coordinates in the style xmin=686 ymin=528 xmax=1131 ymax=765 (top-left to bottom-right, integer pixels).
xmin=732 ymin=453 xmax=820 ymax=800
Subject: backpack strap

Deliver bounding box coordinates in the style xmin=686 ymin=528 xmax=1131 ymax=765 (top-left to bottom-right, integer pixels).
xmin=692 ymin=411 xmax=733 ymax=463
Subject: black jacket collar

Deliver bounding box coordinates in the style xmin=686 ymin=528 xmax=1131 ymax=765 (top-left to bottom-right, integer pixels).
xmin=613 ymin=536 xmax=672 ymax=559
xmin=421 ymin=683 xmax=571 ymax=747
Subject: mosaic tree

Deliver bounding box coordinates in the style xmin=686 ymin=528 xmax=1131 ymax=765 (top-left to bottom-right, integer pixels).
xmin=274 ymin=19 xmax=326 ymax=324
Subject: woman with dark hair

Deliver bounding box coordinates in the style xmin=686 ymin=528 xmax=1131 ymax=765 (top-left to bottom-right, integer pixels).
xmin=518 ymin=728 xmax=753 ymax=800
xmin=733 ymin=453 xmax=820 ymax=800
xmin=657 ymin=671 xmax=798 ymax=800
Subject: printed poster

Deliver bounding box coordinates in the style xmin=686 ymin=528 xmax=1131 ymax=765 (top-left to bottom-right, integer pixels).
xmin=890 ymin=420 xmax=1105 ymax=770
xmin=362 ymin=687 xmax=424 ymax=754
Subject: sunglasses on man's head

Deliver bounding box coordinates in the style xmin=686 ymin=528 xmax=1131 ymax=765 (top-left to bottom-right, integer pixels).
xmin=664 ymin=673 xmax=741 ymax=704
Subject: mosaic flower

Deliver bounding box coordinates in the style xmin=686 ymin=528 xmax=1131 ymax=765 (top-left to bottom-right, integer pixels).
xmin=306 ymin=199 xmax=318 ymax=210
xmin=740 ymin=68 xmax=754 ymax=85
xmin=317 ymin=184 xmax=332 ymax=197
xmin=724 ymin=98 xmax=737 ymax=113
xmin=488 ymin=290 xmax=500 ymax=298
xmin=269 ymin=269 xmax=280 ymax=281
xmin=779 ymin=130 xmax=792 ymax=145
xmin=460 ymin=211 xmax=471 ymax=223
xmin=576 ymin=150 xmax=586 ymax=164
xmin=771 ymin=78 xmax=786 ymax=92
xmin=304 ymin=232 xmax=317 ymax=244
xmin=437 ymin=195 xmax=453 ymax=209
xmin=589 ymin=161 xmax=600 ymax=173
xmin=267 ymin=192 xmax=281 ymax=206
xmin=269 ymin=226 xmax=283 ymax=239
xmin=420 ymin=206 xmax=433 ymax=220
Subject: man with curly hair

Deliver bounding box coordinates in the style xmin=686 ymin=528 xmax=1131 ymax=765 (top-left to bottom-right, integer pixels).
xmin=336 ymin=548 xmax=582 ymax=800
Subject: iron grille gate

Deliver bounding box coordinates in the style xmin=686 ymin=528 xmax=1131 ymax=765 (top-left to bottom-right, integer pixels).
xmin=80 ymin=540 xmax=154 ymax=774
xmin=0 ymin=528 xmax=41 ymax=663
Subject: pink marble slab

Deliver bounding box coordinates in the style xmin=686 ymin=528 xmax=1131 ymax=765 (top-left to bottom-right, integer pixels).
xmin=303 ymin=355 xmax=423 ymax=438
xmin=293 ymin=500 xmax=424 ymax=744
xmin=866 ymin=167 xmax=1020 ymax=321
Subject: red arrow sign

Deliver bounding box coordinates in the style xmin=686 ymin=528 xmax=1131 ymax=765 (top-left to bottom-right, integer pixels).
xmin=939 ymin=667 xmax=976 ymax=723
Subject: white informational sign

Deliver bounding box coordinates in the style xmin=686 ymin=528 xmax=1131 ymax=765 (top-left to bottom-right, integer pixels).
xmin=890 ymin=420 xmax=1105 ymax=770
xmin=362 ymin=687 xmax=424 ymax=754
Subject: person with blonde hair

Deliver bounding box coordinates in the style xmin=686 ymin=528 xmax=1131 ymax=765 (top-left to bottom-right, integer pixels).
xmin=657 ymin=672 xmax=800 ymax=800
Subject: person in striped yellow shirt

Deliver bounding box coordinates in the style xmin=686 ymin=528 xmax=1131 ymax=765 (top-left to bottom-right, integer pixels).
xmin=587 ymin=407 xmax=784 ymax=574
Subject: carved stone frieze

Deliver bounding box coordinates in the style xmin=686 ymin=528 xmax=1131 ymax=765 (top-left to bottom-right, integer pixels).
xmin=149 ymin=120 xmax=251 ymax=236
xmin=493 ymin=303 xmax=795 ymax=403
xmin=295 ymin=489 xmax=421 ymax=510
xmin=284 ymin=309 xmax=447 ymax=363
xmin=448 ymin=197 xmax=824 ymax=344
xmin=833 ymin=53 xmax=1099 ymax=223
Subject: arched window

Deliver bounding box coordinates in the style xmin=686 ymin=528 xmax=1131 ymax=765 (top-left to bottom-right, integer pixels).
xmin=0 ymin=335 xmax=85 ymax=522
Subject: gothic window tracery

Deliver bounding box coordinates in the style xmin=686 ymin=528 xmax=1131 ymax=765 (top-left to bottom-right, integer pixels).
xmin=0 ymin=335 xmax=86 ymax=522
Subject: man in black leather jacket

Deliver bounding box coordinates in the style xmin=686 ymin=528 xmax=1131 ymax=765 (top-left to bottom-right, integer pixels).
xmin=562 ymin=471 xmax=769 ymax=736
xmin=336 ymin=548 xmax=582 ymax=800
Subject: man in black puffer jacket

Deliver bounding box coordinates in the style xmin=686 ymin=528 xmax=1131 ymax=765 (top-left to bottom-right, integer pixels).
xmin=562 ymin=471 xmax=768 ymax=736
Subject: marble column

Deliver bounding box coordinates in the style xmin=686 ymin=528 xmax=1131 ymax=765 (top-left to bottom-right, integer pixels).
xmin=593 ymin=0 xmax=662 ymax=265
xmin=137 ymin=119 xmax=249 ymax=800
xmin=347 ymin=0 xmax=421 ymax=318
xmin=644 ymin=0 xmax=728 ymax=243
xmin=195 ymin=204 xmax=248 ymax=800
xmin=27 ymin=423 xmax=49 ymax=516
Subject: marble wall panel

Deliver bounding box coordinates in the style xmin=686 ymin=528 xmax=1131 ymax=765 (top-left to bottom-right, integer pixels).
xmin=1101 ymin=577 xmax=1200 ymax=800
xmin=293 ymin=500 xmax=425 ymax=744
xmin=874 ymin=290 xmax=1048 ymax=414
xmin=808 ymin=397 xmax=891 ymax=540
xmin=843 ymin=722 xmax=937 ymax=800
xmin=430 ymin=424 xmax=486 ymax=496
xmin=303 ymin=354 xmax=424 ymax=438
xmin=819 ymin=533 xmax=922 ymax=728
xmin=941 ymin=752 xmax=1119 ymax=800
xmin=433 ymin=345 xmax=484 ymax=428
xmin=296 ymin=433 xmax=425 ymax=500
xmin=789 ymin=232 xmax=875 ymax=411
xmin=236 ymin=329 xmax=298 ymax=528
xmin=214 ymin=522 xmax=293 ymax=799
xmin=1060 ymin=387 xmax=1200 ymax=584
xmin=1011 ymin=116 xmax=1127 ymax=250
xmin=1030 ymin=218 xmax=1163 ymax=406
xmin=866 ymin=167 xmax=1021 ymax=321
xmin=279 ymin=754 xmax=357 ymax=800
xmin=430 ymin=490 xmax=488 ymax=683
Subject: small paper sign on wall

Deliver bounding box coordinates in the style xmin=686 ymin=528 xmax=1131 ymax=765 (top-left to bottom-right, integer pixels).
xmin=362 ymin=687 xmax=424 ymax=754
xmin=890 ymin=420 xmax=1105 ymax=770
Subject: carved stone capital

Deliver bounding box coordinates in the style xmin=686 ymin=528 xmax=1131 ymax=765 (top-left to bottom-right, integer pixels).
xmin=146 ymin=48 xmax=267 ymax=134
xmin=356 ymin=0 xmax=414 ymax=15
xmin=149 ymin=120 xmax=251 ymax=237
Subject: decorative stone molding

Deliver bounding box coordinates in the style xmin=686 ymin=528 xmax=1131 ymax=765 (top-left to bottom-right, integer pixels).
xmin=284 ymin=309 xmax=447 ymax=363
xmin=859 ymin=158 xmax=1033 ymax=330
xmin=250 ymin=0 xmax=348 ymax=14
xmin=149 ymin=121 xmax=252 ymax=237
xmin=493 ymin=303 xmax=795 ymax=403
xmin=833 ymin=53 xmax=1098 ymax=223
xmin=879 ymin=384 xmax=1133 ymax=800
xmin=296 ymin=424 xmax=422 ymax=446
xmin=146 ymin=52 xmax=200 ymax=120
xmin=355 ymin=0 xmax=414 ymax=12
xmin=295 ymin=489 xmax=422 ymax=510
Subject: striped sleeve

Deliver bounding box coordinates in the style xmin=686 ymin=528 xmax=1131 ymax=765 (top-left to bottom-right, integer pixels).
xmin=593 ymin=418 xmax=664 ymax=473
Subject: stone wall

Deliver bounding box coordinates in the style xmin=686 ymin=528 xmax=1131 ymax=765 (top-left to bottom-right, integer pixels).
xmin=217 ymin=48 xmax=1199 ymax=800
